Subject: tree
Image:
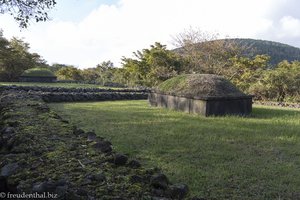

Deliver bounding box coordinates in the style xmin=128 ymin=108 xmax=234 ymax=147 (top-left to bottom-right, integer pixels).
xmin=122 ymin=42 xmax=184 ymax=87
xmin=81 ymin=68 xmax=100 ymax=84
xmin=96 ymin=60 xmax=115 ymax=85
xmin=250 ymin=60 xmax=300 ymax=102
xmin=0 ymin=0 xmax=56 ymax=28
xmin=228 ymin=54 xmax=270 ymax=92
xmin=55 ymin=66 xmax=83 ymax=81
xmin=172 ymin=27 xmax=243 ymax=74
xmin=0 ymin=34 xmax=46 ymax=81
xmin=48 ymin=63 xmax=70 ymax=73
xmin=0 ymin=31 xmax=11 ymax=80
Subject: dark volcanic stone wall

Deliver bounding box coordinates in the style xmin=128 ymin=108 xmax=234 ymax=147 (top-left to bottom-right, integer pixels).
xmin=0 ymin=86 xmax=148 ymax=103
xmin=0 ymin=89 xmax=190 ymax=199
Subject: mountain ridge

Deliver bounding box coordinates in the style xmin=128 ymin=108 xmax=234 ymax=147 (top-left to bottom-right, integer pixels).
xmin=174 ymin=38 xmax=300 ymax=66
xmin=229 ymin=38 xmax=300 ymax=65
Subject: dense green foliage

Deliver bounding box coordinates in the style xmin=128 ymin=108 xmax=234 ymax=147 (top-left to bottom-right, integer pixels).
xmin=55 ymin=66 xmax=83 ymax=81
xmin=50 ymin=100 xmax=300 ymax=199
xmin=0 ymin=0 xmax=56 ymax=28
xmin=21 ymin=67 xmax=56 ymax=77
xmin=228 ymin=55 xmax=270 ymax=91
xmin=53 ymin=61 xmax=126 ymax=87
xmin=0 ymin=32 xmax=47 ymax=81
xmin=249 ymin=61 xmax=300 ymax=102
xmin=121 ymin=42 xmax=185 ymax=87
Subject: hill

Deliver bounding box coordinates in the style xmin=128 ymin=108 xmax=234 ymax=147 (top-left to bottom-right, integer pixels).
xmin=231 ymin=38 xmax=300 ymax=65
xmin=174 ymin=38 xmax=300 ymax=66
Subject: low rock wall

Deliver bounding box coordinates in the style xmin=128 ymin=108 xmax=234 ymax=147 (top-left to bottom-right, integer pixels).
xmin=0 ymin=86 xmax=148 ymax=103
xmin=0 ymin=89 xmax=190 ymax=199
xmin=0 ymin=85 xmax=149 ymax=93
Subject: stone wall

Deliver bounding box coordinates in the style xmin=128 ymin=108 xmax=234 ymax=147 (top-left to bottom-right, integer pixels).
xmin=19 ymin=76 xmax=57 ymax=83
xmin=0 ymin=89 xmax=190 ymax=199
xmin=149 ymin=92 xmax=253 ymax=116
xmin=0 ymin=86 xmax=148 ymax=103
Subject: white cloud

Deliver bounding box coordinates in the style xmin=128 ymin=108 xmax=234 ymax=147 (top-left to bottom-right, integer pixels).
xmin=278 ymin=16 xmax=300 ymax=37
xmin=1 ymin=0 xmax=300 ymax=68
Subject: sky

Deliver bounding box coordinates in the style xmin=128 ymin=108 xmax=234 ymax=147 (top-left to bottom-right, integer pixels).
xmin=1 ymin=0 xmax=300 ymax=68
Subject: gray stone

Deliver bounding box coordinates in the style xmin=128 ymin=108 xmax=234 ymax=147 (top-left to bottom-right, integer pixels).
xmin=87 ymin=131 xmax=97 ymax=142
xmin=0 ymin=176 xmax=7 ymax=192
xmin=92 ymin=141 xmax=112 ymax=153
xmin=114 ymin=154 xmax=128 ymax=166
xmin=128 ymin=159 xmax=141 ymax=168
xmin=168 ymin=183 xmax=189 ymax=199
xmin=73 ymin=128 xmax=85 ymax=136
xmin=1 ymin=163 xmax=19 ymax=177
xmin=150 ymin=173 xmax=169 ymax=190
xmin=32 ymin=182 xmax=48 ymax=193
xmin=88 ymin=173 xmax=106 ymax=182
xmin=191 ymin=197 xmax=206 ymax=200
xmin=1 ymin=127 xmax=15 ymax=135
xmin=55 ymin=185 xmax=68 ymax=198
xmin=128 ymin=160 xmax=141 ymax=169
xmin=130 ymin=175 xmax=143 ymax=183
xmin=32 ymin=181 xmax=57 ymax=193
xmin=76 ymin=188 xmax=88 ymax=196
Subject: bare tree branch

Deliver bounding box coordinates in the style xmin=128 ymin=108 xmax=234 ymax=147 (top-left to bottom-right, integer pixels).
xmin=0 ymin=0 xmax=56 ymax=28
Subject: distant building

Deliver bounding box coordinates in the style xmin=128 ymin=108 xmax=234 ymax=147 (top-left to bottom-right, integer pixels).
xmin=149 ymin=74 xmax=253 ymax=116
xmin=19 ymin=68 xmax=57 ymax=82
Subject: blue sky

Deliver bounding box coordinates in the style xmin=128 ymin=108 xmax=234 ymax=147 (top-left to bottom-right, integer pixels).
xmin=49 ymin=0 xmax=119 ymax=22
xmin=1 ymin=0 xmax=300 ymax=68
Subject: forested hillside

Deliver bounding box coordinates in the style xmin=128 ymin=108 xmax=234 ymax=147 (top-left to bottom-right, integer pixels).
xmin=175 ymin=38 xmax=300 ymax=66
xmin=222 ymin=38 xmax=300 ymax=66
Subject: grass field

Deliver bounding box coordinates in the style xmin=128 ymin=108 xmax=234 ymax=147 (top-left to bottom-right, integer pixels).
xmin=0 ymin=82 xmax=116 ymax=89
xmin=49 ymin=100 xmax=300 ymax=199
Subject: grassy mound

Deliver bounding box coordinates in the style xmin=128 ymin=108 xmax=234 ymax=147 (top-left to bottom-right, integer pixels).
xmin=21 ymin=68 xmax=56 ymax=77
xmin=156 ymin=74 xmax=246 ymax=98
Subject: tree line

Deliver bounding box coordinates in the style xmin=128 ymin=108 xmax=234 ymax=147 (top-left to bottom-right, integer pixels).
xmin=0 ymin=29 xmax=299 ymax=102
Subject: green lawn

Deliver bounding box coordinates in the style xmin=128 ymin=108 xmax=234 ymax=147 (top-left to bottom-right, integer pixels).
xmin=49 ymin=101 xmax=300 ymax=199
xmin=0 ymin=82 xmax=118 ymax=89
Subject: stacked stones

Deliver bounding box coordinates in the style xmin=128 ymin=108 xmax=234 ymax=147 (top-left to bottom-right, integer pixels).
xmin=0 ymin=85 xmax=148 ymax=102
xmin=0 ymin=89 xmax=190 ymax=199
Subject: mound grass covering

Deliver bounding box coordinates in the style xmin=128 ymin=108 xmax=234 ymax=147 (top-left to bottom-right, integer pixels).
xmin=21 ymin=68 xmax=56 ymax=77
xmin=156 ymin=74 xmax=246 ymax=98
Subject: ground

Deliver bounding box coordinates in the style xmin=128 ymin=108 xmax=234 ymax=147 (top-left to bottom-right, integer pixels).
xmin=50 ymin=100 xmax=300 ymax=199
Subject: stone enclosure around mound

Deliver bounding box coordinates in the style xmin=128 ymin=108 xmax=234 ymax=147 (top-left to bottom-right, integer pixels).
xmin=149 ymin=93 xmax=253 ymax=116
xmin=151 ymin=74 xmax=254 ymax=116
xmin=19 ymin=76 xmax=57 ymax=82
xmin=19 ymin=68 xmax=57 ymax=82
